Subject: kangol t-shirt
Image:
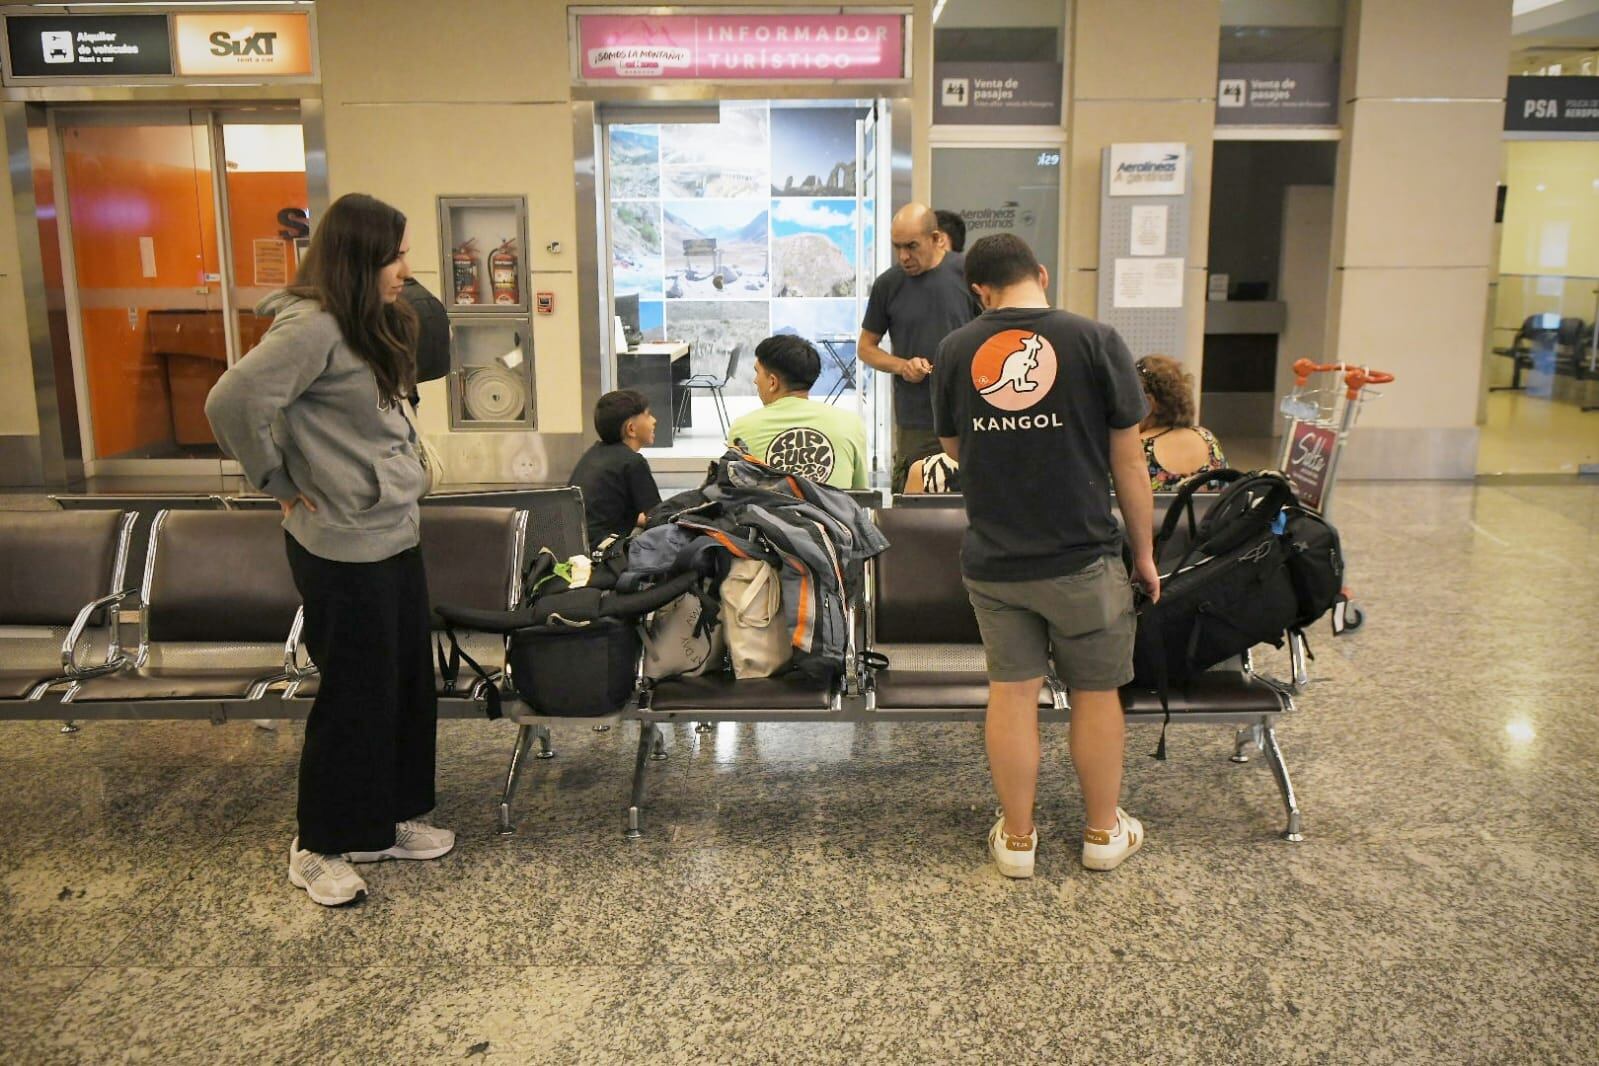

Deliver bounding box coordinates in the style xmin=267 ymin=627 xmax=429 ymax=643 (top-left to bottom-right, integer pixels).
xmin=931 ymin=307 xmax=1146 ymax=582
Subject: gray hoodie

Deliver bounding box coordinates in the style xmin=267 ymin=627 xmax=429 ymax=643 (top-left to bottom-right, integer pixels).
xmin=205 ymin=291 xmax=427 ymax=563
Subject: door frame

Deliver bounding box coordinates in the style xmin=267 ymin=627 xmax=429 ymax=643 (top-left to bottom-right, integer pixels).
xmin=47 ymin=103 xmax=313 ymax=478
xmin=582 ymin=93 xmax=913 ymax=478
xmin=5 ymin=86 xmax=326 ymax=486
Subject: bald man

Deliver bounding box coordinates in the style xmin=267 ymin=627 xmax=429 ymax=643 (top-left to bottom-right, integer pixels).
xmin=859 ymin=203 xmax=983 ymax=492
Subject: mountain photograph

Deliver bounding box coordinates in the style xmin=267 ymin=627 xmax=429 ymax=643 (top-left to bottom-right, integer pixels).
xmin=662 ymin=201 xmax=769 ymax=300
xmin=611 ymin=203 xmax=663 ymax=298
xmin=609 ymin=126 xmax=659 ymax=200
xmin=772 ymin=198 xmax=857 ymax=298
xmin=771 ymin=107 xmax=863 ymax=197
xmin=659 ymin=104 xmax=769 ymax=200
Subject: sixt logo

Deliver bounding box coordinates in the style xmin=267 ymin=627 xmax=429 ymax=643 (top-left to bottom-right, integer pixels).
xmin=209 ymin=30 xmax=278 ymax=57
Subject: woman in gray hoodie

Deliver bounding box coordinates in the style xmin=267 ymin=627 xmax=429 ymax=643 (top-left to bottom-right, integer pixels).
xmin=207 ymin=193 xmax=453 ymax=907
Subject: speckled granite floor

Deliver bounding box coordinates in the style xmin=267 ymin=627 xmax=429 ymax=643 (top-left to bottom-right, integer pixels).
xmin=2 ymin=481 xmax=1597 ymax=1064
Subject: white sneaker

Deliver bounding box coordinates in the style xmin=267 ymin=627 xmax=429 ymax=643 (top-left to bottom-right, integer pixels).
xmin=288 ymin=838 xmax=367 ymax=906
xmin=988 ymin=811 xmax=1037 ymax=879
xmin=1081 ymin=808 xmax=1145 ymax=872
xmin=347 ymin=820 xmax=455 ymax=864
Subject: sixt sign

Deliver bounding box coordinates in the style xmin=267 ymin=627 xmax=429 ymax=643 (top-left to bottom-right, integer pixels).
xmin=208 ymin=29 xmax=279 ymax=58
xmin=1505 ymin=76 xmax=1599 ymax=132
xmin=173 ymin=12 xmax=312 ymax=77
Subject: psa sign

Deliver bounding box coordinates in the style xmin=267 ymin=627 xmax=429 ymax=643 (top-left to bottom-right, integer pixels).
xmin=173 ymin=12 xmax=312 ymax=77
xmin=1505 ymin=76 xmax=1599 ymax=133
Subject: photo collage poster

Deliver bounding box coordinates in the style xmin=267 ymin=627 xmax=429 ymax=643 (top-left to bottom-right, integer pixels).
xmin=609 ymin=103 xmax=870 ymax=399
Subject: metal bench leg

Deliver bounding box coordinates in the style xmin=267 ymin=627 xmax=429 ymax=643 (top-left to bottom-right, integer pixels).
xmin=59 ymin=720 xmax=80 ymax=735
xmin=497 ymin=724 xmax=538 ymax=836
xmin=1231 ymin=722 xmax=1263 ymax=763
xmin=534 ymin=724 xmax=555 ymax=759
xmin=650 ymin=723 xmax=668 ymax=761
xmin=625 ymin=722 xmax=660 ymax=840
xmin=1290 ymin=631 xmax=1311 ymax=691
xmin=1260 ymin=720 xmax=1304 ymax=842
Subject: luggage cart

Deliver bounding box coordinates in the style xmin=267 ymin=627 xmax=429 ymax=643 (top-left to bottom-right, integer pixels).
xmin=1278 ymin=358 xmax=1395 ymax=635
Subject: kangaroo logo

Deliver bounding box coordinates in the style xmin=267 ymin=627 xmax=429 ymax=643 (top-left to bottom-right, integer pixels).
xmin=970 ymin=329 xmax=1058 ymax=412
xmin=979 ymin=334 xmax=1044 ymax=397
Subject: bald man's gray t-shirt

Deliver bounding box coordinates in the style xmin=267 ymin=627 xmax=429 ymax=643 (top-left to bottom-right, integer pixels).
xmin=861 ymin=251 xmax=981 ymax=430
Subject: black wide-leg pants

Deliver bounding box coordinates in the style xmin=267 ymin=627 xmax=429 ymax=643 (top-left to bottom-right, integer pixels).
xmin=285 ymin=533 xmax=438 ymax=855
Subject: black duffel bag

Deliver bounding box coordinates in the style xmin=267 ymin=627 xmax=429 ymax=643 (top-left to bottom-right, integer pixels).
xmin=505 ymin=618 xmax=641 ymax=717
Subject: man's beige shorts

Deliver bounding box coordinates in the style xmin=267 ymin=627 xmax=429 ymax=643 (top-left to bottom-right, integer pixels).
xmin=963 ymin=556 xmax=1136 ymax=691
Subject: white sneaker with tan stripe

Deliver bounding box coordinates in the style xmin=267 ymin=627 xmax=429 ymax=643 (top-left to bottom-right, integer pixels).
xmin=1081 ymin=808 xmax=1145 ymax=871
xmin=347 ymin=820 xmax=456 ymax=864
xmin=988 ymin=811 xmax=1037 ymax=879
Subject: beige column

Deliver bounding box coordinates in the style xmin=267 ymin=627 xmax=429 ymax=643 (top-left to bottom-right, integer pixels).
xmin=1324 ymin=0 xmax=1510 ymax=479
xmin=1064 ymin=0 xmax=1220 ymax=376
xmin=0 ymin=111 xmax=44 ymax=474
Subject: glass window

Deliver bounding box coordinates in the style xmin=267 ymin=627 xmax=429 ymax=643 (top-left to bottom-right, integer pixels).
xmin=604 ymin=101 xmax=880 ymax=457
xmin=932 ymin=147 xmax=1061 ymax=303
xmin=1219 ymin=0 xmax=1345 ymax=63
xmin=933 ymin=0 xmax=1065 ymax=127
xmin=934 ymin=0 xmax=1065 ymax=63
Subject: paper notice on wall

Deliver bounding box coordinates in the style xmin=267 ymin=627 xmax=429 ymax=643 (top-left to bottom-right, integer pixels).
xmin=1130 ymin=205 xmax=1168 ymax=256
xmin=253 ymin=239 xmax=290 ymax=287
xmin=139 ymin=237 xmax=157 ymax=279
xmin=1113 ymin=257 xmax=1184 ymax=309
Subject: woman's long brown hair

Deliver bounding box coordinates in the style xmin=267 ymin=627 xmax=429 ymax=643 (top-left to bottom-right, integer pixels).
xmin=290 ymin=193 xmax=418 ymax=402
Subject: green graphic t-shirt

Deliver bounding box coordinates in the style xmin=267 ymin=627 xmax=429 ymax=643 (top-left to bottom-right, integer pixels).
xmin=726 ymin=396 xmax=868 ymax=490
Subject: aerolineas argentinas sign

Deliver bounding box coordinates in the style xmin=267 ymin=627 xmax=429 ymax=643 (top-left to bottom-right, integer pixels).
xmin=575 ymin=12 xmax=908 ymax=82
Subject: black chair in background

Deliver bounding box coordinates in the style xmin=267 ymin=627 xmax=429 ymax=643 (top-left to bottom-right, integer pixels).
xmin=675 ymin=344 xmax=741 ymax=437
xmin=1491 ymin=313 xmax=1561 ymax=392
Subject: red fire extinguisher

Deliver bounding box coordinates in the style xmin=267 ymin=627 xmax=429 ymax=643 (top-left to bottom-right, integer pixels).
xmin=489 ymin=238 xmax=520 ymax=305
xmin=452 ymin=238 xmax=481 ymax=305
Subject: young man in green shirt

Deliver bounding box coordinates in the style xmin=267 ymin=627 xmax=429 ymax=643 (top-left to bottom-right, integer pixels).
xmin=726 ymin=335 xmax=868 ymax=490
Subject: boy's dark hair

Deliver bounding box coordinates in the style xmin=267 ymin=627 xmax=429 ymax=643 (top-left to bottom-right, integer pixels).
xmin=754 ymin=334 xmax=822 ymax=392
xmin=594 ymin=388 xmax=650 ymax=444
xmin=964 ymin=233 xmax=1041 ymax=291
xmin=934 ymin=209 xmax=966 ymax=252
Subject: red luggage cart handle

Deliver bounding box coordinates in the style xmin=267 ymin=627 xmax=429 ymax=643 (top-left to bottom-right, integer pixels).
xmin=1291 ymin=358 xmax=1396 ymax=399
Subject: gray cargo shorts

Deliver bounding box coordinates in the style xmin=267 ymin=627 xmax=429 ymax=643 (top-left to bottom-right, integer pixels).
xmin=963 ymin=555 xmax=1137 ymax=691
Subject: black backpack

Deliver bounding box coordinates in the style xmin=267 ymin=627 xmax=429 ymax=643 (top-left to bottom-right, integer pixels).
xmin=1131 ymin=470 xmax=1339 ymax=757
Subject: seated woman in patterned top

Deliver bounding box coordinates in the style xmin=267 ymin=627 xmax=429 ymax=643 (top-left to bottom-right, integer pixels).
xmin=1137 ymin=355 xmax=1226 ymax=491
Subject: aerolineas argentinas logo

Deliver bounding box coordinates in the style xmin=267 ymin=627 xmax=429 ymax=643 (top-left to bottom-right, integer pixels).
xmin=1115 ymin=152 xmax=1181 ymax=186
xmin=970 ymin=330 xmax=1060 ymax=429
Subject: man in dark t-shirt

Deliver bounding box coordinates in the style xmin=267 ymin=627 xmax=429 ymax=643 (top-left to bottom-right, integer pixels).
xmin=568 ymin=389 xmax=661 ymax=549
xmin=931 ymin=234 xmax=1160 ymax=880
xmin=859 ymin=202 xmax=982 ymax=492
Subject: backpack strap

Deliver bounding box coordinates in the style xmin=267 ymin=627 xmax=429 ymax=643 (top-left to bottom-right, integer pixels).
xmin=442 ymin=623 xmax=502 ymax=720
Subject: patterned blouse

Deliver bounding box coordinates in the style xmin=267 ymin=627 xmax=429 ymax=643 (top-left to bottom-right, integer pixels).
xmin=1143 ymin=426 xmax=1226 ymax=491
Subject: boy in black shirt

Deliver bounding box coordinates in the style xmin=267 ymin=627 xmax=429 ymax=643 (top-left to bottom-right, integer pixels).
xmin=568 ymin=389 xmax=661 ymax=549
xmin=931 ymin=234 xmax=1160 ymax=878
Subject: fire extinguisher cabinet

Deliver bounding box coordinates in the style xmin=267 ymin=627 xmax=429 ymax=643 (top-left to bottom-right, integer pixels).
xmin=437 ymin=196 xmax=536 ymax=431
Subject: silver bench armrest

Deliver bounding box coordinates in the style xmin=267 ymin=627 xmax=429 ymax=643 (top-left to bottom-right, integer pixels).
xmin=284 ymin=606 xmax=317 ymax=682
xmin=61 ymin=588 xmax=137 ymax=677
